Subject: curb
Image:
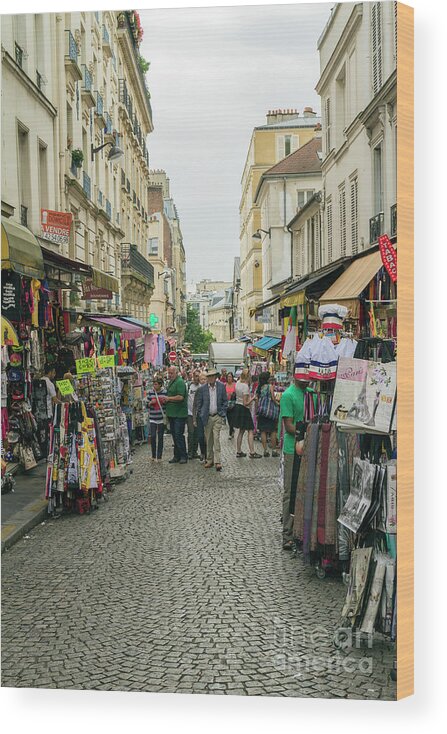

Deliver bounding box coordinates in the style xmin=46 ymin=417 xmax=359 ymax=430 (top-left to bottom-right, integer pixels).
xmin=1 ymin=499 xmax=48 ymax=554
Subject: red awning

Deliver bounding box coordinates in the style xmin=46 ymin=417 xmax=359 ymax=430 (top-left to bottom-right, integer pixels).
xmin=87 ymin=316 xmax=142 ymax=339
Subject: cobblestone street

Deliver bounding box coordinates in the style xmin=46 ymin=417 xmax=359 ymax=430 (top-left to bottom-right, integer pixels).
xmin=1 ymin=436 xmax=396 ymax=699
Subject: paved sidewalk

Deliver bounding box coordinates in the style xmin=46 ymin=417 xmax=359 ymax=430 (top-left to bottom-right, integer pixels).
xmin=1 ymin=462 xmax=48 ymax=553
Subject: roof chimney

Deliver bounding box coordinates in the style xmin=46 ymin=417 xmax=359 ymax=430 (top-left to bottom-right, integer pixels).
xmin=266 ymin=108 xmax=300 ymax=125
xmin=303 ymin=107 xmax=317 ymax=118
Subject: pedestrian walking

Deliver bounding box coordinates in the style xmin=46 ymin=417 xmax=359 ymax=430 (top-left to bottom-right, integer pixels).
xmin=193 ymin=372 xmax=208 ymax=461
xmin=225 ymin=371 xmax=237 ymax=439
xmin=277 ymin=371 xmax=311 ymax=550
xmin=232 ymin=369 xmax=262 ymax=459
xmin=256 ymin=372 xmax=280 ymax=457
xmin=195 ymin=368 xmax=228 ymax=471
xmin=147 ymin=376 xmax=167 ymax=462
xmin=164 ymin=365 xmax=188 ymax=464
xmin=187 ymin=369 xmax=201 ymax=459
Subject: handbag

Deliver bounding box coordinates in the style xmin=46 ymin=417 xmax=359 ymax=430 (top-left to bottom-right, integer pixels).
xmin=258 ymin=387 xmax=279 ymax=422
xmin=20 ymin=444 xmax=37 ymax=471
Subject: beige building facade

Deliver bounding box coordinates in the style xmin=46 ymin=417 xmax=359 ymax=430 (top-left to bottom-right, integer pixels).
xmin=239 ymin=108 xmax=321 ymax=337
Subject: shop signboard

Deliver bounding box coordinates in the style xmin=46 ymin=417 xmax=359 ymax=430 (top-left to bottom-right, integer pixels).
xmin=40 ymin=209 xmax=73 ymax=246
xmin=82 ymin=280 xmax=113 ymax=300
xmin=97 ymin=355 xmax=115 ymax=368
xmin=378 ymin=234 xmax=397 ymax=282
xmin=330 ymin=357 xmax=397 ymax=434
xmin=56 ymin=379 xmax=74 ymax=396
xmin=76 ymin=357 xmax=96 ymax=375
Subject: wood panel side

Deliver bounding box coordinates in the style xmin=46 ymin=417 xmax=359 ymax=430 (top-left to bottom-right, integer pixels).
xmin=397 ymin=0 xmax=414 ymax=701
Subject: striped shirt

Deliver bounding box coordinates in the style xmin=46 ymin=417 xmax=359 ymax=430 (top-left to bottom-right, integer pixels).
xmin=147 ymin=388 xmax=167 ymax=424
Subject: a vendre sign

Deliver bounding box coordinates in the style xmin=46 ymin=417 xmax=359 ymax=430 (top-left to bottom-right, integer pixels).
xmin=41 ymin=209 xmax=73 ymax=246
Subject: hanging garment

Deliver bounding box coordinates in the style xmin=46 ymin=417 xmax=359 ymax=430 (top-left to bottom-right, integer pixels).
xmin=283 ymin=306 xmax=297 ymax=359
xmin=341 ymin=547 xmax=373 ymax=626
xmin=301 ymin=422 xmax=320 ymax=560
xmin=308 ymin=336 xmax=338 ymax=381
xmin=336 ymin=431 xmax=360 ymax=561
xmin=294 ymin=336 xmax=315 ymax=380
xmin=318 ymin=303 xmax=348 ymax=330
xmin=335 ymin=337 xmax=358 ymax=359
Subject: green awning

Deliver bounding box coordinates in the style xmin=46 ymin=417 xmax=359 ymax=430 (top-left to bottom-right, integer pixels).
xmin=1 ymin=218 xmax=45 ymax=279
xmin=91 ymin=267 xmax=120 ymax=294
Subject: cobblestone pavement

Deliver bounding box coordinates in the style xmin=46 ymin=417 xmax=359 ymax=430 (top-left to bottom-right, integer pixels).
xmin=1 ymin=432 xmax=396 ymax=699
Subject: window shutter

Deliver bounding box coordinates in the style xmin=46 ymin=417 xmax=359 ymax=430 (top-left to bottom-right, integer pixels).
xmin=394 ymin=1 xmax=397 ymax=64
xmin=350 ymin=178 xmax=358 ymax=255
xmin=293 ymin=232 xmax=301 ymax=278
xmin=300 ymin=229 xmax=305 ymax=277
xmin=291 ymin=135 xmax=299 ymax=153
xmin=315 ymin=214 xmax=320 ymax=270
xmin=326 ymin=199 xmax=333 ymax=263
xmin=339 ymin=185 xmax=346 ymax=257
xmin=372 ymin=3 xmax=383 ymax=95
xmin=276 ymin=135 xmax=285 ymax=161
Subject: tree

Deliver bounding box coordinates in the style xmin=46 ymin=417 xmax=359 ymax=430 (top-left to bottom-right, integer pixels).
xmin=184 ymin=305 xmax=215 ymax=353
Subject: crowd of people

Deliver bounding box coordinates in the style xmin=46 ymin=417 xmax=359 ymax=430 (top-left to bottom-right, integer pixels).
xmin=146 ymin=365 xmax=282 ymax=471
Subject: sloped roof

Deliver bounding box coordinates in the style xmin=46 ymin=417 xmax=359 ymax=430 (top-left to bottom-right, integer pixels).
xmin=264 ymin=137 xmax=322 ymax=176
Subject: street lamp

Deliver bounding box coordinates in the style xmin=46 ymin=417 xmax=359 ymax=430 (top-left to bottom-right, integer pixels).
xmin=252 ymin=228 xmax=271 ymax=239
xmin=91 ymin=140 xmax=124 ymax=162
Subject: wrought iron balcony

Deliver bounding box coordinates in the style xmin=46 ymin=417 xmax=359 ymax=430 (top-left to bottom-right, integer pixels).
xmin=390 ymin=204 xmax=397 ymax=238
xmin=369 ymin=212 xmax=385 ymax=244
xmin=82 ymin=171 xmax=91 ymax=199
xmin=82 ymin=64 xmax=92 ymax=91
xmin=65 ymin=30 xmax=78 ymax=64
xmin=119 ymin=78 xmax=129 ymax=107
xmin=121 ymin=243 xmax=154 ymax=287
xmin=104 ymin=111 xmax=113 ymax=135
xmin=105 ymin=199 xmax=112 ymax=220
xmin=95 ymin=91 xmax=104 ymax=117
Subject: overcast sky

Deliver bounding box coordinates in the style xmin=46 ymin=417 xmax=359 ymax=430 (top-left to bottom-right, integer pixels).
xmin=139 ymin=2 xmax=332 ymax=287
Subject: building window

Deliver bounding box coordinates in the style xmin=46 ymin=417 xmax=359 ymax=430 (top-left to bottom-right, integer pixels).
xmin=276 ymin=134 xmax=299 ymax=161
xmin=18 ymin=124 xmax=30 ymax=226
xmin=326 ymin=198 xmax=333 ymax=263
xmin=373 ymin=143 xmax=383 ymax=214
xmin=284 ymin=135 xmax=292 ymax=156
xmin=15 ymin=42 xmax=23 ymax=68
xmin=371 ymin=3 xmax=383 ymax=95
xmin=297 ymin=189 xmax=315 ymax=210
xmin=336 ymin=65 xmax=346 ymax=146
xmin=38 ymin=141 xmax=49 ymax=212
xmin=339 ymin=184 xmax=347 ymax=257
xmin=148 ymin=237 xmax=158 ymax=255
xmin=324 ymin=97 xmax=332 ymax=153
xmin=350 ymin=177 xmax=358 ymax=255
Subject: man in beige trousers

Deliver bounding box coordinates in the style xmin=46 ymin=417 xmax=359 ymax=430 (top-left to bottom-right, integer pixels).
xmin=194 ymin=369 xmax=228 ymax=472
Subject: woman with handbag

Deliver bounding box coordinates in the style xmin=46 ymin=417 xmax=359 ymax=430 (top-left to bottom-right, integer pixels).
xmin=256 ymin=372 xmax=280 ymax=457
xmin=233 ymin=369 xmax=262 ymax=459
xmin=147 ymin=376 xmax=168 ymax=462
xmin=225 ymin=372 xmax=237 ymax=439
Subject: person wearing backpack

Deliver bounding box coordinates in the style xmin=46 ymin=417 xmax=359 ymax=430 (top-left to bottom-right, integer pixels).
xmin=256 ymin=371 xmax=280 ymax=457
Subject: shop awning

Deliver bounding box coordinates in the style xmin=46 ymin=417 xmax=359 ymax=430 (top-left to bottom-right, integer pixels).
xmin=252 ymin=336 xmax=282 ymax=352
xmin=39 ymin=243 xmax=92 ymax=275
xmin=280 ymin=261 xmax=348 ymax=308
xmin=87 ymin=316 xmax=142 ymax=339
xmin=119 ymin=315 xmax=152 ymax=331
xmin=1 ymin=219 xmax=45 ymax=279
xmin=91 ymin=267 xmax=120 ymax=294
xmin=319 ymin=249 xmax=383 ymax=317
xmin=253 ymin=294 xmax=281 ymax=316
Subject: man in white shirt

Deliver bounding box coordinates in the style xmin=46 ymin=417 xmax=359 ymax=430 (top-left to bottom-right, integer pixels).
xmin=187 ymin=370 xmax=201 ymax=459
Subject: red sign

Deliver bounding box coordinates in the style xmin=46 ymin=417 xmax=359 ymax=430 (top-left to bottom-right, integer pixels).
xmin=378 ymin=235 xmax=397 ymax=283
xmin=169 ymin=351 xmax=177 ymax=362
xmin=82 ymin=279 xmax=113 ymax=300
xmin=41 ymin=209 xmax=72 ymax=246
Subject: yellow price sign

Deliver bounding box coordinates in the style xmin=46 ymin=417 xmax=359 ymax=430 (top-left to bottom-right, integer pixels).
xmin=76 ymin=357 xmax=96 ymax=375
xmin=56 ymin=379 xmax=74 ymax=396
xmin=97 ymin=355 xmax=115 ymax=368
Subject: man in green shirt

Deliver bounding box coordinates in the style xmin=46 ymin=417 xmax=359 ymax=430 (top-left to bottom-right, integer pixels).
xmin=165 ymin=365 xmax=188 ymax=464
xmin=277 ymin=375 xmax=310 ymax=550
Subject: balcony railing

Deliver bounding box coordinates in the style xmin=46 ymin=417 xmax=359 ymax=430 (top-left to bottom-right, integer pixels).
xmin=20 ymin=205 xmax=28 ymax=227
xmin=82 ymin=171 xmax=91 ymax=199
xmin=104 ymin=111 xmax=112 ymax=134
xmin=65 ymin=30 xmax=78 ymax=64
xmin=105 ymin=199 xmax=112 ymax=220
xmin=118 ymin=11 xmax=153 ymax=120
xmin=390 ymin=204 xmax=397 ymax=238
xmin=102 ymin=24 xmax=110 ymax=45
xmin=121 ymin=243 xmax=154 ymax=287
xmin=95 ymin=91 xmax=104 ymax=116
xmin=82 ymin=64 xmax=93 ymax=91
xmin=369 ymin=212 xmax=385 ymax=244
